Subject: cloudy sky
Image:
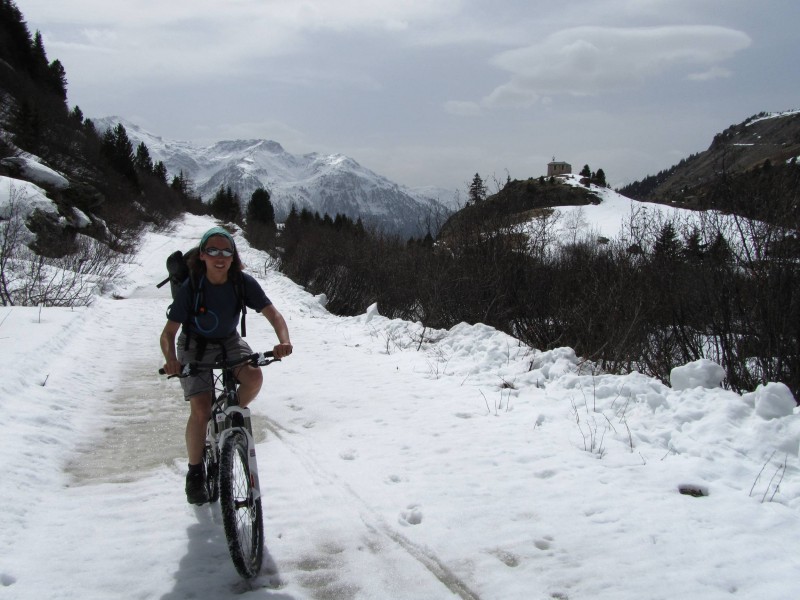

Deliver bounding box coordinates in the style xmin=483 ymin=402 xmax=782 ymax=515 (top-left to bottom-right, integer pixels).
xmin=15 ymin=0 xmax=800 ymax=192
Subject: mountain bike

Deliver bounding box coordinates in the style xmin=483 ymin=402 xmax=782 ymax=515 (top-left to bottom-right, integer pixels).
xmin=160 ymin=350 xmax=280 ymax=579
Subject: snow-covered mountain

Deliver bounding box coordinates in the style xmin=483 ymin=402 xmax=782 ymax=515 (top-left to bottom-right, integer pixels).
xmin=93 ymin=117 xmax=455 ymax=237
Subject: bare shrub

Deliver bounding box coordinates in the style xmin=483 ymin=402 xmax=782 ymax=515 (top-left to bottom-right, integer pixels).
xmin=1 ymin=191 xmax=127 ymax=307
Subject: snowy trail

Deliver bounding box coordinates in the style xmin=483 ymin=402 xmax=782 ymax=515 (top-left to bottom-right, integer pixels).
xmin=261 ymin=414 xmax=482 ymax=600
xmin=3 ymin=214 xmax=800 ymax=599
xmin=1 ymin=216 xmax=482 ymax=599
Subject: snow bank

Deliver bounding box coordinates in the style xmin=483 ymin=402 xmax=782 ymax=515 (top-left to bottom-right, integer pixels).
xmin=750 ymin=382 xmax=797 ymax=420
xmin=670 ymin=358 xmax=727 ymax=390
xmin=0 ymin=176 xmax=58 ymax=219
xmin=1 ymin=156 xmax=69 ymax=190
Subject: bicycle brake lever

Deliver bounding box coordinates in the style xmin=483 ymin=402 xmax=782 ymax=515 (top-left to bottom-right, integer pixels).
xmin=158 ymin=368 xmax=183 ymax=379
xmin=255 ymin=352 xmax=281 ymax=366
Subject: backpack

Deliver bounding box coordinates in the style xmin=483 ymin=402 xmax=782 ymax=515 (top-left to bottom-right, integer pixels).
xmin=157 ymin=248 xmax=248 ymax=344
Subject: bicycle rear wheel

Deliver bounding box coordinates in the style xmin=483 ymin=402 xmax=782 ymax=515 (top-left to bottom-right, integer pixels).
xmin=219 ymin=431 xmax=264 ymax=578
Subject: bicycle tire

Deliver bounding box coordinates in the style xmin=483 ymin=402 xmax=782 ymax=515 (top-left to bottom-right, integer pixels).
xmin=219 ymin=431 xmax=264 ymax=578
xmin=203 ymin=442 xmax=220 ymax=503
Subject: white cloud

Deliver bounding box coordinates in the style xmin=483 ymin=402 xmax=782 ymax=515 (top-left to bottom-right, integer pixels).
xmin=24 ymin=0 xmax=462 ymax=29
xmin=485 ymin=25 xmax=752 ymax=107
xmin=34 ymin=0 xmax=464 ymax=85
xmin=688 ymin=66 xmax=732 ymax=81
xmin=443 ymin=100 xmax=482 ymax=116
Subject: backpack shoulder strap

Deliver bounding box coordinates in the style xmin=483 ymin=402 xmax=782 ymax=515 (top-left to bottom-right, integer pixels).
xmin=234 ymin=272 xmax=247 ymax=337
xmin=183 ymin=273 xmax=203 ymax=350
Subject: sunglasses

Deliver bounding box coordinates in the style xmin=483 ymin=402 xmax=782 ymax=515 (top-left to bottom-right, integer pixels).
xmin=203 ymin=247 xmax=234 ymax=257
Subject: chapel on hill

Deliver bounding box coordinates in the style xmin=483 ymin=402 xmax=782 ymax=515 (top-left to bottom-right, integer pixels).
xmin=547 ymin=158 xmax=572 ymax=177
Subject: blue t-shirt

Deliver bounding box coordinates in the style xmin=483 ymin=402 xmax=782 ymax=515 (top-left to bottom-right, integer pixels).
xmin=167 ymin=272 xmax=271 ymax=338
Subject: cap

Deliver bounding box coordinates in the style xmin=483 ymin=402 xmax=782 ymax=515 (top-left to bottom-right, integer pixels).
xmin=200 ymin=226 xmax=236 ymax=251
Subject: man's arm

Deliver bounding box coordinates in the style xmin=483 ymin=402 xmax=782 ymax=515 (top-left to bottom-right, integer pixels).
xmin=160 ymin=320 xmax=182 ymax=375
xmin=261 ymin=304 xmax=293 ymax=358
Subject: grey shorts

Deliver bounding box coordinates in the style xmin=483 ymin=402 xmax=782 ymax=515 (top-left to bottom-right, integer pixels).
xmin=176 ymin=332 xmax=253 ymax=400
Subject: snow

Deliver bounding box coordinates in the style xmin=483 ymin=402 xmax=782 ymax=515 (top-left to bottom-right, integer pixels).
xmin=1 ymin=173 xmax=94 ymax=242
xmin=752 ymin=383 xmax=798 ymax=420
xmin=0 ymin=156 xmax=70 ymax=190
xmin=745 ymin=108 xmax=800 ymax=126
xmin=670 ymin=359 xmax=727 ymax=391
xmin=518 ymin=175 xmax=703 ymax=244
xmin=0 ymin=175 xmax=58 ymax=219
xmin=72 ymin=207 xmax=92 ymax=228
xmin=1 ymin=212 xmax=799 ymax=599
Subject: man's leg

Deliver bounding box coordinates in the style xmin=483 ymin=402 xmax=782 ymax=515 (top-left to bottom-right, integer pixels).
xmin=185 ymin=392 xmax=212 ymax=504
xmin=235 ymin=365 xmax=263 ymax=407
xmin=225 ymin=334 xmax=262 ymax=407
xmin=186 ymin=392 xmax=212 ymax=463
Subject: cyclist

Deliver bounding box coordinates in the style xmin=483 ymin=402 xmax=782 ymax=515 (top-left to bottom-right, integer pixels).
xmin=160 ymin=226 xmax=293 ymax=504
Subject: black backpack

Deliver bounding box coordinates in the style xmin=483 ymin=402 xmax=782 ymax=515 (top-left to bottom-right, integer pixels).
xmin=157 ymin=248 xmax=248 ymax=341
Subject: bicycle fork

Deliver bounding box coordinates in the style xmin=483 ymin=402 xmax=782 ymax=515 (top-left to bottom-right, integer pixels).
xmin=216 ymin=406 xmax=262 ymax=501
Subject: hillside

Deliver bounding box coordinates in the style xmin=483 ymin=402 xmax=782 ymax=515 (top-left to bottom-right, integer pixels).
xmin=619 ymin=109 xmax=800 ymax=224
xmin=438 ymin=176 xmax=601 ymax=240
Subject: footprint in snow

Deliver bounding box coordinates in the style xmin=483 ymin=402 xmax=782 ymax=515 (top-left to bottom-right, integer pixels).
xmin=399 ymin=504 xmax=423 ymax=526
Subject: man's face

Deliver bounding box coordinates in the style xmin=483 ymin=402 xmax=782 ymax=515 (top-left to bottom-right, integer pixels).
xmin=200 ymin=235 xmax=234 ymax=277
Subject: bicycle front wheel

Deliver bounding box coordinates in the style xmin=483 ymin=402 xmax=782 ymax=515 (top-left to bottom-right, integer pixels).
xmin=203 ymin=441 xmax=220 ymax=503
xmin=219 ymin=431 xmax=264 ymax=578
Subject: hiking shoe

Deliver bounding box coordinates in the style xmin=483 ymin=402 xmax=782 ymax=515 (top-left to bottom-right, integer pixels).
xmin=185 ymin=470 xmax=208 ymax=505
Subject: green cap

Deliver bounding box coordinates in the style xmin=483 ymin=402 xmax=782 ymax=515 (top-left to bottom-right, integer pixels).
xmin=200 ymin=226 xmax=236 ymax=250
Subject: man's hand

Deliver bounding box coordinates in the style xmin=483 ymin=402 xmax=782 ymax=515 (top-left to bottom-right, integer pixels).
xmin=272 ymin=342 xmax=293 ymax=359
xmin=162 ymin=357 xmax=182 ymax=376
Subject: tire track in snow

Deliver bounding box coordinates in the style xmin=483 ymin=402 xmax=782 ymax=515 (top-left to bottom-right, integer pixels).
xmin=263 ymin=416 xmax=483 ymax=600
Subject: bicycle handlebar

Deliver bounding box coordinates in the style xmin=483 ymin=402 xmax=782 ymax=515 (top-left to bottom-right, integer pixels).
xmin=159 ymin=351 xmax=278 ymax=378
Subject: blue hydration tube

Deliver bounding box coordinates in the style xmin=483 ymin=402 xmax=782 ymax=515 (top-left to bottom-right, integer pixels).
xmin=193 ymin=274 xmax=220 ymax=334
xmin=194 ymin=309 xmax=219 ymax=334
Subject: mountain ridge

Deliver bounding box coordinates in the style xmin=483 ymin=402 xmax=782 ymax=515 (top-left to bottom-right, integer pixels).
xmin=618 ymin=108 xmax=800 ymax=205
xmin=93 ymin=117 xmax=456 ymax=237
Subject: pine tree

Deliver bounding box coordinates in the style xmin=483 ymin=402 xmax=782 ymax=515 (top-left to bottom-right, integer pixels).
xmin=134 ymin=142 xmax=153 ymax=173
xmin=468 ymin=173 xmax=486 ymax=204
xmin=707 ymin=231 xmax=732 ymax=264
xmin=210 ymin=185 xmax=241 ymax=223
xmin=153 ymin=161 xmax=168 ymax=184
xmin=594 ymin=168 xmax=607 ymax=187
xmin=47 ymin=58 xmax=67 ymax=99
xmin=171 ymin=170 xmax=191 ymax=195
xmin=12 ymin=99 xmax=41 ymax=150
xmin=246 ymin=187 xmax=275 ymax=225
xmin=683 ymin=228 xmax=704 ymax=261
xmin=69 ymin=105 xmax=84 ymax=125
xmin=101 ymin=123 xmax=137 ymax=184
xmin=0 ymin=0 xmax=34 ymax=73
xmin=30 ymin=30 xmax=48 ymax=79
xmin=653 ymin=223 xmax=682 ymax=261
